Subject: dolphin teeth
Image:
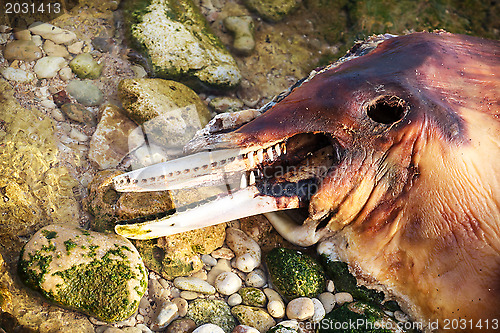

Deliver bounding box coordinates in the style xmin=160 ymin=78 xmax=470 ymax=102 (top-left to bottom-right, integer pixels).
xmin=249 ymin=171 xmax=256 ymax=185
xmin=267 ymin=147 xmax=274 ymax=160
xmin=257 ymin=149 xmax=264 ymax=164
xmin=240 ymin=173 xmax=248 ymax=189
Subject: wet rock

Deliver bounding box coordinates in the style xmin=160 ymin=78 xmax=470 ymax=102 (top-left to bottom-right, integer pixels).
xmin=118 ymin=78 xmax=211 ymax=150
xmin=116 ymin=191 xmax=174 ymax=221
xmin=3 ymin=40 xmax=42 ymax=61
xmin=18 ymin=224 xmax=147 ymax=322
xmin=167 ymin=318 xmax=197 ymax=333
xmin=194 ymin=324 xmax=225 ymax=333
xmin=208 ymin=96 xmax=245 ymax=114
xmin=232 ymin=325 xmax=260 ymax=333
xmin=228 ymin=293 xmax=243 ymax=306
xmin=264 ymin=288 xmax=285 ymax=319
xmin=206 ymin=258 xmax=232 ymax=285
xmin=223 ymin=16 xmax=255 ymax=56
xmin=215 ymin=271 xmax=242 ymax=296
xmin=61 ymin=103 xmax=97 ymax=125
xmin=265 ymin=248 xmax=325 ymax=301
xmin=52 ymin=90 xmax=72 ymax=108
xmin=123 ymin=0 xmax=241 ymax=89
xmin=88 ymin=104 xmax=137 ymax=169
xmin=239 ymin=287 xmax=266 ymax=307
xmin=43 ymin=40 xmax=70 ymax=58
xmin=59 ymin=66 xmax=74 ymax=81
xmin=174 ymin=277 xmax=216 ymax=295
xmin=66 ymin=80 xmax=104 ymax=106
xmin=245 ymin=269 xmax=266 ymax=288
xmin=243 ymin=0 xmax=302 ymax=22
xmin=311 ymin=298 xmax=326 ymax=323
xmin=68 ymin=41 xmax=84 ymax=54
xmin=151 ymin=300 xmax=179 ymax=330
xmin=226 ymin=228 xmax=261 ymax=273
xmin=267 ymin=321 xmax=300 ymax=333
xmin=135 ymin=223 xmax=225 ymax=280
xmin=286 ymin=297 xmax=314 ymax=321
xmin=317 ymin=292 xmax=335 ymax=314
xmin=230 ymin=305 xmax=275 ymax=333
xmin=0 ymin=79 xmax=79 ymax=257
xmin=69 ymin=53 xmax=103 ymax=79
xmin=92 ymin=37 xmax=115 ymax=53
xmin=28 ymin=22 xmax=77 ymax=45
xmin=239 ymin=215 xmax=294 ymax=252
xmin=0 ymin=67 xmax=35 ymax=83
xmin=34 ymin=56 xmax=67 ymax=79
xmin=187 ymin=299 xmax=237 ymax=333
xmin=13 ymin=29 xmax=31 ymax=41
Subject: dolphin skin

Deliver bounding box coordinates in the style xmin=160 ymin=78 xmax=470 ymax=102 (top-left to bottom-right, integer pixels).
xmin=113 ymin=32 xmax=499 ymax=331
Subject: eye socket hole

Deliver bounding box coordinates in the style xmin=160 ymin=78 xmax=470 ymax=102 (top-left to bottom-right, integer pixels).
xmin=367 ymin=95 xmax=407 ymax=124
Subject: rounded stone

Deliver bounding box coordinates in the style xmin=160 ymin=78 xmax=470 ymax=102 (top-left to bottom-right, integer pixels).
xmin=232 ymin=325 xmax=260 ymax=333
xmin=193 ymin=324 xmax=225 ymax=333
xmin=34 ymin=56 xmax=67 ymax=79
xmin=238 ymin=288 xmax=266 ymax=307
xmin=334 ymin=292 xmax=353 ymax=305
xmin=267 ymin=300 xmax=285 ymax=319
xmin=166 ymin=318 xmax=196 ymax=333
xmin=69 ymin=53 xmax=103 ymax=79
xmin=286 ymin=297 xmax=315 ymax=321
xmin=3 ymin=40 xmax=42 ymax=61
xmin=228 ymin=293 xmax=243 ymax=306
xmin=186 ymin=299 xmax=236 ymax=333
xmin=214 ymin=272 xmax=242 ymax=296
xmin=223 ymin=16 xmax=255 ymax=56
xmin=311 ymin=298 xmax=326 ymax=322
xmin=245 ymin=269 xmax=266 ymax=288
xmin=174 ymin=277 xmax=216 ymax=295
xmin=318 ymin=292 xmax=336 ymax=314
xmin=225 ymin=228 xmax=261 ymax=273
xmin=60 ymin=103 xmax=97 ymax=125
xmin=66 ymin=80 xmax=104 ymax=106
xmin=230 ymin=305 xmax=275 ymax=333
xmin=0 ymin=67 xmax=35 ymax=83
xmin=18 ymin=224 xmax=147 ymax=322
xmin=43 ymin=40 xmax=70 ymax=58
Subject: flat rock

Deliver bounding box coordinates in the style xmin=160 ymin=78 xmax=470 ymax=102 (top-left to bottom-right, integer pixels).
xmin=66 ymin=80 xmax=104 ymax=106
xmin=3 ymin=40 xmax=43 ymax=61
xmin=34 ymin=56 xmax=67 ymax=79
xmin=0 ymin=67 xmax=35 ymax=83
xmin=29 ymin=22 xmax=77 ymax=45
xmin=123 ymin=0 xmax=241 ymax=89
xmin=187 ymin=299 xmax=236 ymax=333
xmin=18 ymin=224 xmax=147 ymax=322
xmin=60 ymin=103 xmax=97 ymax=126
xmin=231 ymin=305 xmax=276 ymax=333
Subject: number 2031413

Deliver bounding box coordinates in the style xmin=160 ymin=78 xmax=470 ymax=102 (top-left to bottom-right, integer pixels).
xmin=4 ymin=2 xmax=61 ymax=15
xmin=442 ymin=318 xmax=498 ymax=330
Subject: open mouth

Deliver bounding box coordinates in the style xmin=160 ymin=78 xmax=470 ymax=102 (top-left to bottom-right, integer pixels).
xmin=112 ymin=132 xmax=343 ymax=239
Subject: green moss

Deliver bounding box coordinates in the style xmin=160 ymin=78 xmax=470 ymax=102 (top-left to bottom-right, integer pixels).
xmin=265 ymin=247 xmax=325 ymax=301
xmin=18 ymin=249 xmax=53 ymax=291
xmin=186 ymin=299 xmax=236 ymax=333
xmin=42 ymin=230 xmax=57 ymax=239
xmin=64 ymin=239 xmax=77 ymax=254
xmin=320 ymin=254 xmax=384 ymax=305
xmin=41 ymin=243 xmax=56 ymax=252
xmin=238 ymin=287 xmax=266 ymax=307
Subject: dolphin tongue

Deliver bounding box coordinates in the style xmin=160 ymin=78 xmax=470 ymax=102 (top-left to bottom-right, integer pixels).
xmin=115 ymin=186 xmax=302 ymax=239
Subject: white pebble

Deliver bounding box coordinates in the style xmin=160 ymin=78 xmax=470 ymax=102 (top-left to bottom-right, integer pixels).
xmin=232 ymin=325 xmax=260 ymax=333
xmin=214 ymin=271 xmax=242 ymax=295
xmin=206 ymin=259 xmax=232 ymax=285
xmin=0 ymin=67 xmax=35 ymax=83
xmin=131 ymin=64 xmax=147 ymax=78
xmin=228 ymin=293 xmax=243 ymax=306
xmin=41 ymin=99 xmax=56 ymax=109
xmin=31 ymin=35 xmax=42 ymax=47
xmin=225 ymin=228 xmax=261 ymax=273
xmin=152 ymin=301 xmax=178 ymax=329
xmin=67 ymin=41 xmax=84 ymax=54
xmin=245 ymin=269 xmax=266 ymax=288
xmin=267 ymin=300 xmax=285 ymax=319
xmin=394 ymin=310 xmax=410 ymax=322
xmin=211 ymin=247 xmax=235 ymax=260
xmin=193 ymin=323 xmax=225 ymax=333
xmin=59 ymin=66 xmax=73 ymax=81
xmin=180 ymin=290 xmax=199 ymax=300
xmin=51 ymin=107 xmax=65 ymax=121
xmin=173 ymin=277 xmax=215 ymax=295
xmin=318 ymin=292 xmax=336 ymax=314
xmin=201 ymin=254 xmax=217 ymax=266
xmin=191 ymin=270 xmax=208 ymax=280
xmin=286 ymin=297 xmax=315 ymax=321
xmin=334 ymin=292 xmax=353 ymax=305
xmin=172 ymin=297 xmax=188 ymax=317
xmin=34 ymin=56 xmax=66 ymax=79
xmin=135 ymin=324 xmax=153 ymax=333
xmin=311 ymin=298 xmax=326 ymax=323
xmin=326 ymin=280 xmax=335 ymax=293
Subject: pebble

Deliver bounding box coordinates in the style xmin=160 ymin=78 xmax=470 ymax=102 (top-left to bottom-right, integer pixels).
xmin=69 ymin=53 xmax=103 ymax=79
xmin=43 ymin=40 xmax=70 ymax=58
xmin=40 ymin=99 xmax=57 ymax=109
xmin=394 ymin=310 xmax=410 ymax=322
xmin=232 ymin=325 xmax=260 ymax=333
xmin=225 ymin=228 xmax=261 ymax=273
xmin=29 ymin=22 xmax=77 ymax=44
xmin=131 ymin=64 xmax=147 ymax=78
xmin=206 ymin=259 xmax=232 ymax=285
xmin=4 ymin=40 xmax=42 ymax=61
xmin=122 ymin=328 xmax=142 ymax=333
xmin=59 ymin=66 xmax=74 ymax=81
xmin=174 ymin=277 xmax=215 ymax=295
xmin=172 ymin=297 xmax=188 ymax=317
xmin=66 ymin=80 xmax=104 ymax=106
xmin=326 ymin=280 xmax=335 ymax=293
xmin=166 ymin=318 xmax=196 ymax=333
xmin=31 ymin=35 xmax=42 ymax=47
xmin=0 ymin=67 xmax=35 ymax=83
xmin=193 ymin=324 xmax=225 ymax=333
xmin=152 ymin=301 xmax=178 ymax=330
xmin=214 ymin=271 xmax=242 ymax=295
xmin=135 ymin=324 xmax=153 ymax=333
xmin=180 ymin=290 xmax=199 ymax=300
xmin=223 ymin=16 xmax=255 ymax=55
xmin=191 ymin=270 xmax=208 ymax=281
xmin=149 ymin=278 xmax=164 ymax=299
xmin=263 ymin=288 xmax=285 ymax=319
xmin=228 ymin=293 xmax=243 ymax=306
xmin=286 ymin=297 xmax=315 ymax=321
xmin=13 ymin=29 xmax=31 ymax=41
xmin=68 ymin=41 xmax=84 ymax=54
xmin=334 ymin=292 xmax=353 ymax=305
xmin=61 ymin=103 xmax=97 ymax=125
xmin=34 ymin=56 xmax=67 ymax=79
xmin=311 ymin=298 xmax=326 ymax=323
xmin=231 ymin=305 xmax=276 ymax=333
xmin=239 ymin=288 xmax=266 ymax=308
xmin=245 ymin=269 xmax=266 ymax=288
xmin=211 ymin=248 xmax=235 ymax=260
xmin=317 ymin=292 xmax=335 ymax=314
xmin=51 ymin=108 xmax=66 ymax=121
xmin=201 ymin=254 xmax=217 ymax=267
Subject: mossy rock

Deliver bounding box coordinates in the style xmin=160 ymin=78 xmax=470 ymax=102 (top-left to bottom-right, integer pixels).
xmin=244 ymin=0 xmax=302 ymax=22
xmin=186 ymin=299 xmax=236 ymax=333
xmin=18 ymin=225 xmax=147 ymax=323
xmin=238 ymin=287 xmax=266 ymax=307
xmin=265 ymin=247 xmax=325 ymax=301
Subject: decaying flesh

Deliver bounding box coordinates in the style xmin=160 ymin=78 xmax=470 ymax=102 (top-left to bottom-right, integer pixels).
xmin=113 ymin=32 xmax=500 ymax=331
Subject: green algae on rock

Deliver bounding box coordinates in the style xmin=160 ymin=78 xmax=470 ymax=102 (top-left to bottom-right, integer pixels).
xmin=230 ymin=305 xmax=276 ymax=332
xmin=243 ymin=0 xmax=302 ymax=22
xmin=135 ymin=223 xmax=225 ymax=280
xmin=186 ymin=299 xmax=236 ymax=333
xmin=18 ymin=224 xmax=147 ymax=323
xmin=118 ymin=78 xmax=211 ymax=150
xmin=123 ymin=0 xmax=241 ymax=89
xmin=238 ymin=287 xmax=267 ymax=307
xmin=266 ymin=247 xmax=325 ymax=301
xmin=69 ymin=53 xmax=103 ymax=79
